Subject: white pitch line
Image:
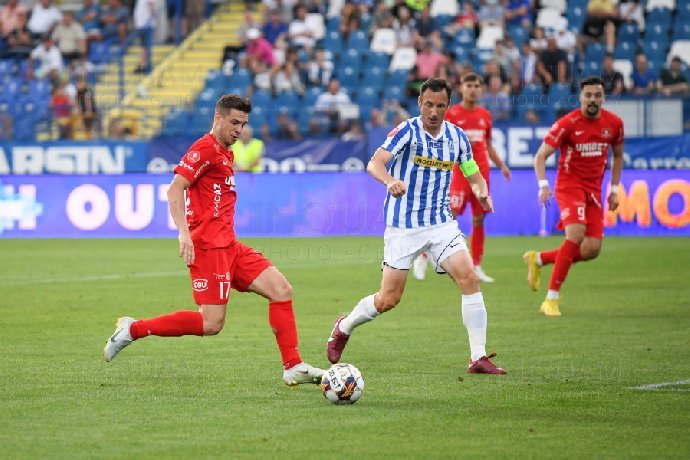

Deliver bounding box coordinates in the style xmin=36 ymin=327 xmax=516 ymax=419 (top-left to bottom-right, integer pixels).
xmin=628 ymin=379 xmax=690 ymax=391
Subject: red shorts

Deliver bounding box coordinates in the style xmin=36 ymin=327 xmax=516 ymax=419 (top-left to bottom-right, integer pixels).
xmin=449 ymin=163 xmax=490 ymax=216
xmin=555 ymin=187 xmax=605 ymax=239
xmin=188 ymin=240 xmax=272 ymax=305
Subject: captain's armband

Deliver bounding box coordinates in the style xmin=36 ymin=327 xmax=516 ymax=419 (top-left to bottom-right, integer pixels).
xmin=459 ymin=158 xmax=479 ymax=177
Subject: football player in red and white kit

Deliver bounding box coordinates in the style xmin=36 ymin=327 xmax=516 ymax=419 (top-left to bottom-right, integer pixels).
xmin=104 ymin=95 xmax=324 ymax=385
xmin=524 ymin=76 xmax=624 ymax=316
xmin=412 ymin=73 xmax=511 ymax=282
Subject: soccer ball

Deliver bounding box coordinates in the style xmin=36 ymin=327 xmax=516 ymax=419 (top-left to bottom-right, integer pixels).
xmin=321 ymin=363 xmax=364 ymax=405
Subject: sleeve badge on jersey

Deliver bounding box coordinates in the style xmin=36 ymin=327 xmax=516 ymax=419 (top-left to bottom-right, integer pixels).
xmin=187 ymin=151 xmax=201 ymax=163
xmin=387 ymin=127 xmax=400 ymax=137
xmin=601 ymin=128 xmax=610 ymax=138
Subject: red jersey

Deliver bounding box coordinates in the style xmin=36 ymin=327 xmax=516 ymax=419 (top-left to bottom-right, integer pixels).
xmin=444 ymin=104 xmax=492 ymax=170
xmin=173 ymin=134 xmax=237 ymax=249
xmin=544 ymin=108 xmax=624 ymax=192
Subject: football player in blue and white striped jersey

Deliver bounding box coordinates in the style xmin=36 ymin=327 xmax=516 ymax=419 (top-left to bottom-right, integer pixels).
xmin=327 ymin=79 xmax=507 ymax=374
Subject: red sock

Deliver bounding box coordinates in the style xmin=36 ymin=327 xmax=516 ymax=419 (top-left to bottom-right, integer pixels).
xmin=470 ymin=225 xmax=485 ymax=266
xmin=268 ymin=300 xmax=302 ymax=369
xmin=540 ymin=247 xmax=582 ymax=266
xmin=130 ymin=310 xmax=204 ymax=340
xmin=548 ymin=239 xmax=580 ymax=291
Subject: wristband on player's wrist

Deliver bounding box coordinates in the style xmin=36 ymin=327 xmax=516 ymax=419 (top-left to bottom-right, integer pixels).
xmin=610 ymin=184 xmax=619 ymax=194
xmin=538 ymin=179 xmax=549 ymax=189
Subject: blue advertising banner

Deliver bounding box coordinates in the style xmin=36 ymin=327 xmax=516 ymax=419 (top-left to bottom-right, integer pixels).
xmin=1 ymin=170 xmax=688 ymax=238
xmin=0 ymin=141 xmax=149 ymax=174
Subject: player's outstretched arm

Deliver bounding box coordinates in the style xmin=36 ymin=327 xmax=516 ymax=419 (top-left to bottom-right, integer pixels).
xmin=467 ymin=171 xmax=494 ymax=212
xmin=167 ymin=174 xmax=195 ymax=266
xmin=487 ymin=139 xmax=511 ymax=180
xmin=608 ymin=143 xmax=624 ymax=211
xmin=534 ymin=142 xmax=557 ymax=207
xmin=367 ymin=147 xmax=406 ymax=198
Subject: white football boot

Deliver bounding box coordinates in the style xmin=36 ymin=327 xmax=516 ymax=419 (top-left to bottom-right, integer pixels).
xmin=283 ymin=362 xmax=325 ymax=386
xmin=474 ymin=265 xmax=495 ymax=283
xmin=412 ymin=253 xmax=428 ymax=280
xmin=104 ymin=317 xmax=136 ymax=362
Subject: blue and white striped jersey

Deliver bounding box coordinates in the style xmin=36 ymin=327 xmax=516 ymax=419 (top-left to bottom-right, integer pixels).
xmin=379 ymin=117 xmax=474 ymax=228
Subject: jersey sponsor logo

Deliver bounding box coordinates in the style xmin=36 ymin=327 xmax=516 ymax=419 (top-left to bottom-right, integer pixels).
xmin=575 ymin=142 xmax=608 ymax=157
xmin=387 ymin=127 xmax=400 ymax=137
xmin=575 ymin=130 xmax=585 ymax=136
xmin=213 ymin=272 xmax=230 ymax=280
xmin=194 ymin=160 xmax=210 ymax=179
xmin=178 ymin=160 xmax=194 ymax=172
xmin=561 ymin=208 xmax=570 ymax=220
xmin=193 ymin=279 xmax=208 ymax=291
xmin=213 ymin=183 xmax=222 ymax=217
xmin=464 ymin=129 xmax=486 ymax=143
xmin=187 ymin=151 xmax=201 ymax=163
xmin=413 ymin=155 xmax=454 ymax=170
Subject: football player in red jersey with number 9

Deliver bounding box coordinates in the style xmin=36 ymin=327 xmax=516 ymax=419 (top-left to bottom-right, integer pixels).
xmin=524 ymin=76 xmax=624 ymax=316
xmin=104 ymin=94 xmax=325 ymax=386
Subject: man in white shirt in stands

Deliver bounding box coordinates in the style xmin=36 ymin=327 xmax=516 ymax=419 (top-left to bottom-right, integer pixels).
xmin=288 ymin=5 xmax=315 ymax=51
xmin=28 ymin=34 xmax=63 ymax=81
xmin=315 ymin=78 xmax=352 ymax=133
xmin=27 ymin=0 xmax=62 ymax=38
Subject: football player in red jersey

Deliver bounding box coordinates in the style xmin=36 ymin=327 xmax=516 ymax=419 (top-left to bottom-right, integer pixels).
xmin=412 ymin=73 xmax=511 ymax=282
xmin=524 ymin=76 xmax=624 ymax=316
xmin=104 ymin=95 xmax=325 ymax=385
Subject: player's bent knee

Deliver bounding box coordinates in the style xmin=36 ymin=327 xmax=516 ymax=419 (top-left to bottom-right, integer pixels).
xmin=378 ymin=293 xmax=401 ymax=312
xmin=459 ymin=270 xmax=480 ymax=294
xmin=271 ymin=280 xmax=293 ymax=301
xmin=203 ymin=318 xmax=225 ymax=336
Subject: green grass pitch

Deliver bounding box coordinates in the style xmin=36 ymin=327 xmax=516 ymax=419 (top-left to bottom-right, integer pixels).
xmin=1 ymin=236 xmax=689 ymax=458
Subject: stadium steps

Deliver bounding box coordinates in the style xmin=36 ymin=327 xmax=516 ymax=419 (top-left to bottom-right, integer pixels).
xmin=103 ymin=2 xmax=262 ymax=139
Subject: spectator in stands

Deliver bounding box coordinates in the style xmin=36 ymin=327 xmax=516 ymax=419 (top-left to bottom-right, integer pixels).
xmin=242 ymin=28 xmax=275 ymax=73
xmin=306 ymin=47 xmax=333 ymax=87
xmin=52 ymin=12 xmax=86 ymax=66
xmin=444 ymin=1 xmax=478 ymax=37
xmin=582 ymin=0 xmax=617 ymax=53
xmin=529 ymin=26 xmax=547 ymax=53
xmin=658 ymin=56 xmax=690 ymax=96
xmin=27 ymin=34 xmax=62 ymax=83
xmin=393 ymin=4 xmax=415 ymax=47
xmin=366 ymin=108 xmax=386 ymax=129
xmin=601 ymin=52 xmax=624 ymax=96
xmin=618 ymin=0 xmax=644 ymax=32
xmin=504 ymin=0 xmax=531 ymax=28
xmin=477 ymin=0 xmax=505 ymax=31
xmin=315 ymin=78 xmax=352 ymax=133
xmin=535 ymin=37 xmax=568 ymax=91
xmin=414 ymin=7 xmax=441 ymax=51
xmin=413 ymin=40 xmax=447 ymax=80
xmin=369 ymin=1 xmax=391 ymax=34
xmin=341 ymin=120 xmax=364 ymax=141
xmin=519 ymin=41 xmax=537 ymax=87
xmin=275 ymin=109 xmax=302 ymax=140
xmin=232 ymin=124 xmax=264 ymax=172
xmin=238 ymin=10 xmax=261 ymax=43
xmin=288 ymin=5 xmax=315 ymax=51
xmin=482 ymin=59 xmax=510 ymax=94
xmin=480 ymin=75 xmax=511 ymax=121
xmin=51 ymin=81 xmax=73 ymax=139
xmin=2 ymin=8 xmax=33 ymax=60
xmin=525 ymin=108 xmax=540 ymax=124
xmin=554 ymin=18 xmax=577 ymax=63
xmin=493 ymin=40 xmax=515 ymax=78
xmin=133 ymin=0 xmax=156 ymax=73
xmin=75 ymin=74 xmax=97 ymax=138
xmin=390 ymin=0 xmax=409 ymax=20
xmin=185 ymin=0 xmax=205 ymax=37
xmin=1 ymin=0 xmax=28 ymax=39
xmin=503 ymin=37 xmax=520 ymax=62
xmin=76 ymin=0 xmax=102 ymax=42
xmin=630 ymin=54 xmax=657 ymax=95
xmin=272 ymin=60 xmax=305 ymax=95
xmin=262 ymin=8 xmax=288 ymax=47
xmin=101 ymin=0 xmax=129 ymax=43
xmin=27 ymin=0 xmax=62 ymax=39
xmin=252 ymin=60 xmax=273 ymax=92
xmin=339 ymin=1 xmax=361 ymax=41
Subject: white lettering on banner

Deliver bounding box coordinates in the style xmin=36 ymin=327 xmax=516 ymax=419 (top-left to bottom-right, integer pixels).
xmin=66 ymin=184 xmax=110 ymax=230
xmin=9 ymin=146 xmax=132 ymax=174
xmin=0 ymin=149 xmax=10 ymax=174
xmin=157 ymin=184 xmax=177 ymax=230
xmin=115 ymin=184 xmax=155 ymax=231
xmin=0 ymin=184 xmax=42 ymax=232
xmin=493 ymin=127 xmax=555 ymax=168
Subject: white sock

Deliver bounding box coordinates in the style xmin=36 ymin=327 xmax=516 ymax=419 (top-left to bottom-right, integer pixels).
xmin=462 ymin=292 xmax=487 ymax=362
xmin=339 ymin=294 xmax=379 ymax=335
xmin=546 ymin=289 xmax=559 ymax=300
xmin=536 ymin=253 xmax=543 ymax=266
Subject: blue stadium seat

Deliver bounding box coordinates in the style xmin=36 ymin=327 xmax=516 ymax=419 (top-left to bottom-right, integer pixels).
xmin=453 ymin=29 xmax=476 ymax=47
xmin=646 ymin=8 xmax=672 ymax=29
xmin=196 ymin=88 xmax=219 ymax=110
xmin=435 ymin=14 xmax=454 ymax=29
xmin=583 ymin=61 xmax=601 ymax=75
xmin=323 ymin=30 xmax=342 ymax=55
xmin=1 ymin=78 xmax=22 ymax=98
xmin=359 ymin=16 xmax=372 ymax=31
xmin=296 ymin=106 xmax=315 ymax=133
xmin=453 ymin=46 xmax=470 ymax=62
xmin=383 ymin=85 xmax=403 ymax=102
xmin=252 ymin=90 xmax=272 ymax=107
xmin=617 ymin=23 xmax=640 ymax=42
xmin=508 ymin=26 xmax=529 ymax=47
xmin=585 ymin=42 xmax=606 ymax=63
xmin=520 ymin=84 xmax=544 ymax=99
xmin=337 ymin=66 xmax=359 ymax=88
xmin=191 ymin=109 xmax=213 ymax=133
xmin=673 ymin=18 xmax=690 ymax=40
xmin=614 ymin=42 xmax=637 ymax=62
xmin=29 ymin=79 xmax=51 ymax=97
xmin=548 ymin=83 xmax=575 ymax=112
xmin=339 ymin=49 xmax=362 ymax=72
xmin=679 ymin=1 xmax=690 ymax=19
xmin=228 ymin=69 xmax=251 ymax=90
xmin=364 ymin=66 xmax=386 ymax=88
xmin=641 ymin=41 xmax=668 ymax=63
xmin=163 ymin=110 xmax=191 ymax=135
xmin=358 ymin=102 xmax=375 ymax=123
xmin=567 ymin=0 xmax=589 ymax=10
xmin=346 ymin=30 xmax=369 ymax=51
xmin=303 ymin=86 xmax=323 ymax=105
xmin=566 ymin=7 xmax=585 ymax=32
xmin=326 ymin=17 xmax=341 ymax=33
xmin=386 ymin=69 xmax=408 ymax=87
xmin=367 ymin=52 xmax=390 ymax=70
xmin=355 ymin=86 xmax=379 ymax=105
xmin=88 ymin=42 xmax=110 ymax=65
xmin=0 ymin=60 xmax=13 ymax=76
xmin=276 ymin=91 xmax=300 ymax=107
xmin=249 ymin=108 xmax=267 ymax=130
xmin=645 ymin=24 xmax=670 ymax=42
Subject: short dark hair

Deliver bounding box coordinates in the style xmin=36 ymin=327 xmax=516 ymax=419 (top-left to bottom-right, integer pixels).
xmin=216 ymin=94 xmax=252 ymax=115
xmin=419 ymin=78 xmax=452 ymax=101
xmin=579 ymin=76 xmax=605 ymax=90
xmin=461 ymin=72 xmax=484 ymax=85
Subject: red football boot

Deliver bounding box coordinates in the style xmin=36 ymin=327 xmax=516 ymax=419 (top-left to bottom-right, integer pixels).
xmin=326 ymin=316 xmax=350 ymax=364
xmin=468 ymin=352 xmax=507 ymax=375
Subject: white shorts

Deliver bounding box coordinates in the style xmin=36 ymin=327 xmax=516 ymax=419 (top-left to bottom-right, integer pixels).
xmin=383 ymin=221 xmax=468 ymax=274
